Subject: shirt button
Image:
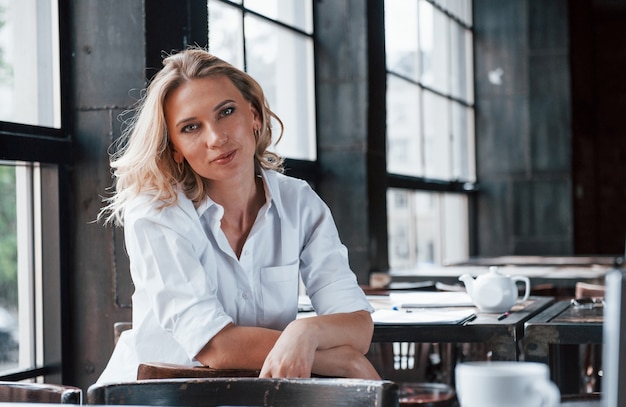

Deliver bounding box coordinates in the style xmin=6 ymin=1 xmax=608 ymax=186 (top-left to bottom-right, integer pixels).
xmin=243 ymin=250 xmax=249 ymax=256
xmin=242 ymin=292 xmax=250 ymax=300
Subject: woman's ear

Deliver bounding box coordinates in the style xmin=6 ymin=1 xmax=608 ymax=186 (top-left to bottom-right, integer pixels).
xmin=250 ymin=103 xmax=262 ymax=130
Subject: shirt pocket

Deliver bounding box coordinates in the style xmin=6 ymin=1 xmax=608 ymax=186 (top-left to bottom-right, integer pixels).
xmin=260 ymin=262 xmax=299 ymax=329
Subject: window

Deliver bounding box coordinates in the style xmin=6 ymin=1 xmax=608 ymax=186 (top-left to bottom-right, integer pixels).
xmin=385 ymin=0 xmax=475 ymax=268
xmin=0 ymin=0 xmax=61 ymax=128
xmin=207 ymin=0 xmax=316 ymax=161
xmin=0 ymin=0 xmax=67 ymax=382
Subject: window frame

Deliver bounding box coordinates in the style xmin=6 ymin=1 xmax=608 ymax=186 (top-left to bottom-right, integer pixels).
xmin=206 ymin=0 xmax=319 ymax=169
xmin=0 ymin=0 xmax=71 ymax=382
xmin=383 ymin=0 xmax=479 ymax=266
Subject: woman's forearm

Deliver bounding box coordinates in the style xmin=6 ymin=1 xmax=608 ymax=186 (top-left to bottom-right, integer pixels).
xmin=195 ymin=324 xmax=281 ymax=369
xmin=293 ymin=310 xmax=374 ymax=354
xmin=312 ymin=345 xmax=381 ymax=379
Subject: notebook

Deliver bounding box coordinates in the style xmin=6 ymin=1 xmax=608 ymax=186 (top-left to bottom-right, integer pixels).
xmin=389 ymin=291 xmax=474 ymax=308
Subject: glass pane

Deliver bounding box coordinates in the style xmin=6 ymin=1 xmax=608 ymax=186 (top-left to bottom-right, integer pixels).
xmin=0 ymin=164 xmax=19 ymax=371
xmin=450 ymin=22 xmax=466 ymax=101
xmin=464 ymin=29 xmax=474 ymax=104
xmin=208 ymin=0 xmax=244 ymax=70
xmin=464 ymin=0 xmax=473 ymax=27
xmin=387 ymin=189 xmax=440 ymax=268
xmin=387 ymin=189 xmax=468 ymax=268
xmin=245 ymin=15 xmax=316 ymax=160
xmin=386 ymin=75 xmax=422 ymax=176
xmin=387 ymin=189 xmax=417 ymax=269
xmin=0 ymin=0 xmax=60 ymax=128
xmin=423 ymin=91 xmax=450 ymax=179
xmin=244 ymin=0 xmax=313 ymax=34
xmin=451 ymin=102 xmax=476 ymax=182
xmin=441 ymin=193 xmax=469 ymax=265
xmin=385 ymin=0 xmax=419 ymax=80
xmin=419 ymin=0 xmax=449 ymax=94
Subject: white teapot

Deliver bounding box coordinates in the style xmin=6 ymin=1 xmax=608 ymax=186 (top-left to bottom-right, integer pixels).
xmin=459 ymin=267 xmax=531 ymax=313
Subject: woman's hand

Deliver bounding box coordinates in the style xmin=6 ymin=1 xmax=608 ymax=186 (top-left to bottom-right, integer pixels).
xmin=259 ymin=318 xmax=317 ymax=377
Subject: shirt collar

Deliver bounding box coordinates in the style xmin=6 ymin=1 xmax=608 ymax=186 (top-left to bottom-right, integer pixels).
xmin=193 ymin=168 xmax=283 ymax=220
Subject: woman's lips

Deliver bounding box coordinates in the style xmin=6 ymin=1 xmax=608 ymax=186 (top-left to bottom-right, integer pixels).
xmin=211 ymin=150 xmax=236 ymax=164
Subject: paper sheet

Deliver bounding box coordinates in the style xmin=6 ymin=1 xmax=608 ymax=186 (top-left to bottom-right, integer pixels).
xmin=372 ymin=308 xmax=476 ymax=325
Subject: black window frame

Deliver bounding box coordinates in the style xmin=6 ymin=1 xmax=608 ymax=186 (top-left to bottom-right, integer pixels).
xmin=0 ymin=0 xmax=72 ymax=382
xmin=382 ymin=0 xmax=479 ymax=261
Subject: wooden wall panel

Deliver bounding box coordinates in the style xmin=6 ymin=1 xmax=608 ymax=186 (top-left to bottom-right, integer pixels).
xmin=474 ymin=0 xmax=573 ymax=256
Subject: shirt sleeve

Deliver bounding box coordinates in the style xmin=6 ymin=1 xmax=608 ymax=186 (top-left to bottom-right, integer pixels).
xmin=124 ymin=197 xmax=233 ymax=360
xmin=291 ymin=184 xmax=374 ymax=315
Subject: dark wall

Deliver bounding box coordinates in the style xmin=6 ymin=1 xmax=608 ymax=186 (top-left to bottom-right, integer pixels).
xmin=474 ymin=0 xmax=626 ymax=256
xmin=570 ymin=0 xmax=626 ymax=254
xmin=474 ymin=0 xmax=574 ymax=255
xmin=68 ymin=0 xmax=144 ymax=390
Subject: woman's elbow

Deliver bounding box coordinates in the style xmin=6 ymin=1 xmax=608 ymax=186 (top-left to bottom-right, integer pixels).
xmin=355 ymin=311 xmax=375 ymax=354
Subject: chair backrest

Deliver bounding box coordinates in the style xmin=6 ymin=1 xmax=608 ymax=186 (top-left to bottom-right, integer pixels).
xmin=575 ymin=282 xmax=606 ymax=300
xmin=113 ymin=322 xmax=132 ymax=345
xmin=0 ymin=381 xmax=82 ymax=404
xmin=87 ymin=377 xmax=399 ymax=407
xmin=137 ymin=362 xmax=260 ymax=380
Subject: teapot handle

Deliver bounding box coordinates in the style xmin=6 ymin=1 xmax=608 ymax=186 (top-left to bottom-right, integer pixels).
xmin=512 ymin=276 xmax=531 ymax=303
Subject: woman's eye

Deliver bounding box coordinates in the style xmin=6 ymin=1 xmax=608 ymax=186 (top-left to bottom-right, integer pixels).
xmin=181 ymin=123 xmax=199 ymax=133
xmin=220 ymin=107 xmax=235 ymax=117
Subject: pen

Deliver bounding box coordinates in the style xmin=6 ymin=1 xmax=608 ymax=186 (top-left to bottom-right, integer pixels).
xmin=497 ymin=312 xmax=510 ymax=321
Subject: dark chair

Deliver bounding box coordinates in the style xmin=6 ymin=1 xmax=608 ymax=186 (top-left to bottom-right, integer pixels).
xmin=575 ymin=281 xmax=605 ymax=394
xmin=0 ymin=381 xmax=82 ymax=404
xmin=87 ymin=377 xmax=399 ymax=407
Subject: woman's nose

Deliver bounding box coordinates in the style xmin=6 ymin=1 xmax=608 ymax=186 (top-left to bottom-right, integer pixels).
xmin=205 ymin=128 xmax=228 ymax=148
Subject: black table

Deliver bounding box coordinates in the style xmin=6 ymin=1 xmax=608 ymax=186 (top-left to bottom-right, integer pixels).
xmin=372 ymin=296 xmax=555 ymax=361
xmin=523 ymin=300 xmax=603 ymax=394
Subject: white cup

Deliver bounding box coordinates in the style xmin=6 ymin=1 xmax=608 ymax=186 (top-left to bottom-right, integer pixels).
xmin=455 ymin=361 xmax=560 ymax=407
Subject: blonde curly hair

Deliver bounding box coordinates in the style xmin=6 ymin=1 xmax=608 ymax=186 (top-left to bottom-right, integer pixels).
xmin=98 ymin=48 xmax=284 ymax=226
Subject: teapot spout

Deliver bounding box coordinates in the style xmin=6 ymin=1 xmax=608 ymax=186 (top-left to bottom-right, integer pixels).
xmin=458 ymin=274 xmax=475 ymax=295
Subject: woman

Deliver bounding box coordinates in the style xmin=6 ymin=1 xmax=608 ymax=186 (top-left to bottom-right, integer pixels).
xmin=97 ymin=48 xmax=380 ymax=383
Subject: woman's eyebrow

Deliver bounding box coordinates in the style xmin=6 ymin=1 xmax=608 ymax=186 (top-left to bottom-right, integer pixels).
xmin=213 ymin=99 xmax=236 ymax=112
xmin=175 ymin=117 xmax=196 ymax=128
xmin=173 ymin=99 xmax=238 ymax=127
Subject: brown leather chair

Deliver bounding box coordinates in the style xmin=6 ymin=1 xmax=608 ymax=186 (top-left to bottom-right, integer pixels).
xmin=87 ymin=377 xmax=399 ymax=407
xmin=137 ymin=362 xmax=260 ymax=380
xmin=0 ymin=381 xmax=82 ymax=404
xmin=575 ymin=281 xmax=606 ymax=300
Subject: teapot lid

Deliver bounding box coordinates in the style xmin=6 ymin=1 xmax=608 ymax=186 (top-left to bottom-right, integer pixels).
xmin=482 ymin=266 xmax=507 ymax=278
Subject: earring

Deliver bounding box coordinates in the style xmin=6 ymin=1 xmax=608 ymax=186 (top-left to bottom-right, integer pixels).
xmin=254 ymin=128 xmax=260 ymax=139
xmin=177 ymin=160 xmax=184 ymax=175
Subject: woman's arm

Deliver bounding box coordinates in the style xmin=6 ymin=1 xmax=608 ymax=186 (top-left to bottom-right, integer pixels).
xmin=312 ymin=346 xmax=381 ymax=379
xmin=195 ymin=324 xmax=281 ymax=370
xmin=195 ymin=310 xmax=378 ymax=379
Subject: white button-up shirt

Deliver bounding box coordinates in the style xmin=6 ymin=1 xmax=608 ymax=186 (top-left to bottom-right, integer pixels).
xmin=97 ymin=169 xmax=373 ymax=383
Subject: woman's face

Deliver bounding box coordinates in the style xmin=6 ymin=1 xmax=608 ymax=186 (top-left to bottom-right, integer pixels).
xmin=165 ymin=75 xmax=261 ymax=183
